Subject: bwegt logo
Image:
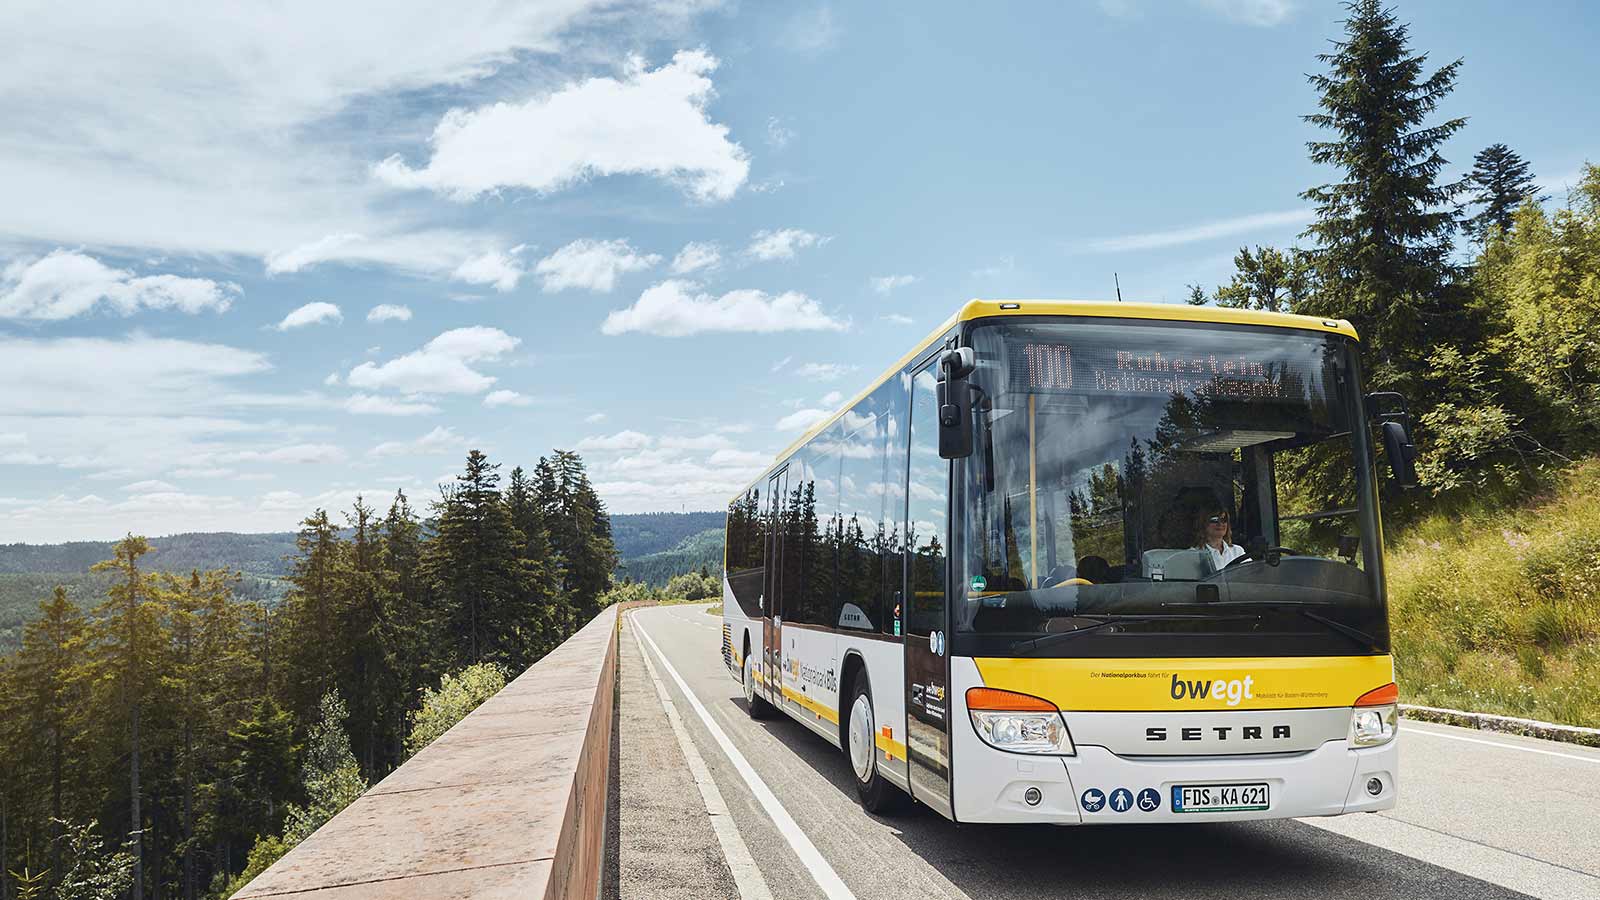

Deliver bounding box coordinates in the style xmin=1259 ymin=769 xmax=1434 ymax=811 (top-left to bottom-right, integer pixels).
xmin=1171 ymin=673 xmax=1255 ymax=707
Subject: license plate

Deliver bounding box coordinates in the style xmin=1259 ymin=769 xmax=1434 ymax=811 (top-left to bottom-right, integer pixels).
xmin=1172 ymin=782 xmax=1270 ymax=813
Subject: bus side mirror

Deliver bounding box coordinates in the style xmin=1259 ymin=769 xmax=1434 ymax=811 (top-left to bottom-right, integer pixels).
xmin=937 ymin=348 xmax=975 ymax=459
xmin=1381 ymin=420 xmax=1419 ymax=489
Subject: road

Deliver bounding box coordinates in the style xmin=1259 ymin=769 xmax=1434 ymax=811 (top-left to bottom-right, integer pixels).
xmin=616 ymin=604 xmax=1600 ymax=900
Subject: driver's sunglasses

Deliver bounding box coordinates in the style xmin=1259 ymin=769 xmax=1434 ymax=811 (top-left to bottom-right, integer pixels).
xmin=1207 ymin=514 xmax=1229 ymax=524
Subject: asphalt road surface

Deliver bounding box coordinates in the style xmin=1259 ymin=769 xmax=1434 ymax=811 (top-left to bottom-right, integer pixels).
xmin=615 ymin=604 xmax=1600 ymax=900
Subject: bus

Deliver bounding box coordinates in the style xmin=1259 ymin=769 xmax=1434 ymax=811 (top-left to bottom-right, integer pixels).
xmin=721 ymin=299 xmax=1416 ymax=823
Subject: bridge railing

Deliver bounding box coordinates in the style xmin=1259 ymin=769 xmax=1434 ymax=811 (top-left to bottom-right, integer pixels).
xmin=236 ymin=601 xmax=646 ymax=899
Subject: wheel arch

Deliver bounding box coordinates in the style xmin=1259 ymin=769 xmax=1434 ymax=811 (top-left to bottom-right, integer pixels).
xmin=838 ymin=649 xmax=869 ymax=747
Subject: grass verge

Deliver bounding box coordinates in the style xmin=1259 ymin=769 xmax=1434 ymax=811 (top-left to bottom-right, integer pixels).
xmin=1388 ymin=459 xmax=1600 ymax=728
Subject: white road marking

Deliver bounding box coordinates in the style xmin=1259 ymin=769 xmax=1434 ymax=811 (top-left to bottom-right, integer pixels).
xmin=1298 ymin=811 xmax=1600 ymax=900
xmin=633 ymin=611 xmax=858 ymax=900
xmin=1405 ymin=724 xmax=1600 ymax=764
xmin=627 ymin=620 xmax=773 ymax=900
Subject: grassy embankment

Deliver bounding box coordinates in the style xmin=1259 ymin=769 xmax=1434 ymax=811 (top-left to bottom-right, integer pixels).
xmin=1388 ymin=460 xmax=1600 ymax=727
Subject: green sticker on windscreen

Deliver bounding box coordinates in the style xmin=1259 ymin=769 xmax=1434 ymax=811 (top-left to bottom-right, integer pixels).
xmin=970 ymin=575 xmax=987 ymax=592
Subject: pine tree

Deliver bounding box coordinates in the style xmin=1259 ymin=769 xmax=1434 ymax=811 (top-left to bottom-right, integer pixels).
xmin=1211 ymin=246 xmax=1314 ymax=312
xmin=88 ymin=536 xmax=164 ymax=900
xmin=1300 ymin=0 xmax=1469 ymax=391
xmin=10 ymin=588 xmax=90 ymax=878
xmin=379 ymin=491 xmax=432 ymax=763
xmin=544 ymin=451 xmax=618 ymax=623
xmin=1464 ymin=143 xmax=1541 ymax=241
xmin=425 ymin=452 xmax=538 ymax=670
xmin=278 ymin=511 xmax=349 ymax=726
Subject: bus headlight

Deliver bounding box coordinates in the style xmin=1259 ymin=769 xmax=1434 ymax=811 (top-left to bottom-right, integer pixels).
xmin=967 ymin=687 xmax=1075 ymax=755
xmin=1349 ymin=683 xmax=1399 ymax=747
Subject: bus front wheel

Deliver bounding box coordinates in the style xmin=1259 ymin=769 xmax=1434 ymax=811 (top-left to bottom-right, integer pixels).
xmin=846 ymin=674 xmax=905 ymax=813
xmin=743 ymin=646 xmax=774 ymax=719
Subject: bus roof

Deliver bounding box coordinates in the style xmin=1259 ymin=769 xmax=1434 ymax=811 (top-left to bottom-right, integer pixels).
xmin=743 ymin=299 xmax=1358 ymax=501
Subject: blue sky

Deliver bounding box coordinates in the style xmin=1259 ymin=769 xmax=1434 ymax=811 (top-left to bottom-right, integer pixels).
xmin=1 ymin=0 xmax=1595 ymax=541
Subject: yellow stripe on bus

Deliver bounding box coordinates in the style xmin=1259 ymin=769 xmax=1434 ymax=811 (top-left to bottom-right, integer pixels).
xmin=782 ymin=685 xmax=841 ymax=725
xmin=875 ymin=733 xmax=907 ymax=762
xmin=974 ymin=655 xmax=1395 ymax=712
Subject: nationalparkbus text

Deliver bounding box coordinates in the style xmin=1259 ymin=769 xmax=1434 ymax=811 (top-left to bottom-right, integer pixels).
xmin=722 ymin=299 xmax=1416 ymax=823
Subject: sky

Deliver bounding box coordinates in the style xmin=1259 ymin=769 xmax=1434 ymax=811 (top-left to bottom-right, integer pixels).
xmin=1 ymin=0 xmax=1595 ymax=542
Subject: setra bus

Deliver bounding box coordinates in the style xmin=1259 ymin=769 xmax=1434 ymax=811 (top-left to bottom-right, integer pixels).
xmin=721 ymin=299 xmax=1416 ymax=823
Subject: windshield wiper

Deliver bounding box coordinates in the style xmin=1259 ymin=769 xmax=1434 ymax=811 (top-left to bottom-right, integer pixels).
xmin=1012 ymin=613 xmax=1256 ymax=656
xmin=1161 ymin=600 xmax=1380 ymax=650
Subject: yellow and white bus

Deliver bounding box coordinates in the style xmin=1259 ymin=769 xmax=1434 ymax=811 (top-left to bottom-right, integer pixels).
xmin=722 ymin=300 xmax=1415 ymax=823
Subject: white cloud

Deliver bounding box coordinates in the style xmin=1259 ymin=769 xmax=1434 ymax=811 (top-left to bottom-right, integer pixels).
xmin=660 ymin=434 xmax=733 ymax=451
xmin=1080 ymin=209 xmax=1312 ymax=253
xmin=770 ymin=355 xmax=793 ymax=373
xmin=277 ymin=301 xmax=343 ymax=330
xmin=344 ymin=393 xmax=441 ymax=416
xmin=375 ymin=50 xmax=749 ymax=203
xmin=1 ymin=250 xmax=239 ymax=320
xmin=584 ymin=412 xmax=608 ymax=424
xmin=0 ymin=335 xmax=273 ymax=416
xmin=602 ymin=280 xmax=847 ymax=337
xmin=746 ymin=228 xmax=828 ymax=261
xmin=347 ymin=326 xmax=519 ymax=395
xmin=795 ymin=362 xmax=857 ymax=381
xmin=367 ymin=304 xmax=413 ymax=323
xmin=576 ymin=430 xmax=653 ymax=451
xmin=223 ymin=443 xmax=346 ymax=465
xmin=324 ymin=372 xmax=342 ymax=386
xmin=670 ymin=241 xmax=722 ymax=275
xmin=708 ymin=448 xmax=769 ymax=467
xmin=1194 ymin=0 xmax=1297 ymax=26
xmin=370 ymin=426 xmax=467 ymax=458
xmin=776 ymin=408 xmax=829 ymax=432
xmin=121 ymin=479 xmax=179 ymax=494
xmin=0 ymin=1 xmax=708 ymax=288
xmin=451 ymin=246 xmax=527 ymax=292
xmin=819 ymin=391 xmax=843 ymax=406
xmin=766 ymin=117 xmax=795 ymax=149
xmin=483 ymin=389 xmax=532 ymax=408
xmin=780 ymin=5 xmax=840 ymax=53
xmin=869 ymin=274 xmax=917 ymax=294
xmin=535 ymin=239 xmax=661 ymax=293
xmin=881 ymin=313 xmax=914 ymax=325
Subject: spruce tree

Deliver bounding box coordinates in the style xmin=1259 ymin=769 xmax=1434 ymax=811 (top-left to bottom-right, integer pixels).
xmin=1464 ymin=143 xmax=1541 ymax=241
xmin=88 ymin=536 xmax=164 ymax=900
xmin=10 ymin=588 xmax=90 ymax=877
xmin=1211 ymin=246 xmax=1314 ymax=312
xmin=1300 ymin=0 xmax=1469 ymax=391
xmin=425 ymin=452 xmax=537 ymax=670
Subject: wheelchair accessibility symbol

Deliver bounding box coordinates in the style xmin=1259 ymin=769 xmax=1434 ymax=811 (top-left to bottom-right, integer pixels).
xmin=1136 ymin=787 xmax=1161 ymax=812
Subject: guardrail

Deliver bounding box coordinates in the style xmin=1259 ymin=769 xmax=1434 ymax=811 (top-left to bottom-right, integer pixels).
xmin=236 ymin=601 xmax=645 ymax=899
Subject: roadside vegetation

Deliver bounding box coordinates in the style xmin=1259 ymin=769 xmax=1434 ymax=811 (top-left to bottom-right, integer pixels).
xmin=1388 ymin=461 xmax=1600 ymax=727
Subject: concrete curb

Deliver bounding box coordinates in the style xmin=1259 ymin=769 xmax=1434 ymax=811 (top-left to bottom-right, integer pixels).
xmin=1401 ymin=703 xmax=1600 ymax=748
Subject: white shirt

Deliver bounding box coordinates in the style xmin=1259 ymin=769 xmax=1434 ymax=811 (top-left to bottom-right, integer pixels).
xmin=1201 ymin=541 xmax=1246 ymax=571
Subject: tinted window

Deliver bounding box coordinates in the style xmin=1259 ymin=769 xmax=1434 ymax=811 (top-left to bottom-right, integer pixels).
xmin=725 ymin=487 xmax=765 ymax=618
xmin=906 ymin=366 xmax=948 ymax=636
xmin=784 ymin=434 xmax=841 ymax=627
xmin=835 ymin=400 xmax=886 ymax=632
xmin=877 ymin=375 xmax=911 ymax=635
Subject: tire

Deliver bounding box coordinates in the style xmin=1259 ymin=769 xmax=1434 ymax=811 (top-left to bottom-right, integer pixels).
xmin=846 ymin=672 xmax=906 ymax=813
xmin=742 ymin=641 xmax=775 ymax=720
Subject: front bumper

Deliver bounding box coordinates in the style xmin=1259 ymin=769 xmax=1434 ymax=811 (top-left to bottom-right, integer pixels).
xmin=951 ymin=725 xmax=1398 ymax=824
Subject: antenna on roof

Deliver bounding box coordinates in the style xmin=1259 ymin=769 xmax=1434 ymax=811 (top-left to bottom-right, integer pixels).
xmin=1114 ymin=272 xmax=1123 ymax=303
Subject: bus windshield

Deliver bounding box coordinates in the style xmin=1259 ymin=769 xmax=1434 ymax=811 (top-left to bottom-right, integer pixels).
xmin=954 ymin=318 xmax=1388 ymax=658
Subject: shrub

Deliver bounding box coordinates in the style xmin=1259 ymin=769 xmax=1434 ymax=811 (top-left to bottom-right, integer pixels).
xmin=404 ymin=663 xmax=509 ymax=758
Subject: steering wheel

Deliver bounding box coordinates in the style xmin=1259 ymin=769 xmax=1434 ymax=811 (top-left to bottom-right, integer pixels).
xmin=1225 ymin=546 xmax=1301 ymax=568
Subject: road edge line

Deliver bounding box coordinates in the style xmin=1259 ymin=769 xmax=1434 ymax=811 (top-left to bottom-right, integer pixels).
xmin=632 ymin=610 xmax=857 ymax=900
xmin=1401 ymin=704 xmax=1600 ymax=748
xmin=627 ymin=617 xmax=773 ymax=900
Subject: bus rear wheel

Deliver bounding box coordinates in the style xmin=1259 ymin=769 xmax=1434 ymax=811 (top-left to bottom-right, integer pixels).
xmin=846 ymin=674 xmax=905 ymax=813
xmin=742 ymin=644 xmax=774 ymax=720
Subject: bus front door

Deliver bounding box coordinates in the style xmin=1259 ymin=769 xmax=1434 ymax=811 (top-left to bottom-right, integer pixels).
xmin=904 ymin=362 xmax=954 ymax=817
xmin=762 ymin=467 xmax=789 ymax=708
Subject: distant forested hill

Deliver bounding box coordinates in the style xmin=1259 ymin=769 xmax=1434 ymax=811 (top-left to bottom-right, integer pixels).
xmin=0 ymin=531 xmax=299 ymax=576
xmin=0 ymin=532 xmax=297 ymax=653
xmin=617 ymin=527 xmax=725 ymax=587
xmin=609 ymin=511 xmax=723 ymax=558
